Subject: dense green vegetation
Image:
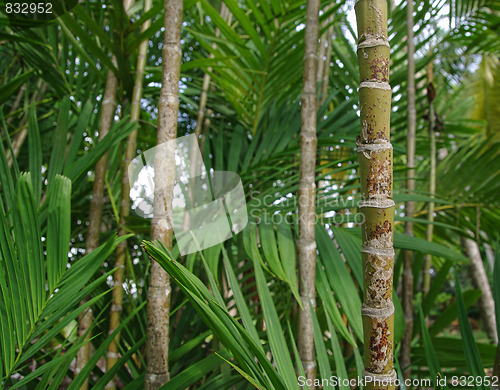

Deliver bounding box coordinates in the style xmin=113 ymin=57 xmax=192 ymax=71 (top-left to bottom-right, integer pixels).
xmin=0 ymin=0 xmax=499 ymax=388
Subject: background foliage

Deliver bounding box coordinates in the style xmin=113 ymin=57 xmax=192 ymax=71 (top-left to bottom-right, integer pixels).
xmin=0 ymin=0 xmax=499 ymax=388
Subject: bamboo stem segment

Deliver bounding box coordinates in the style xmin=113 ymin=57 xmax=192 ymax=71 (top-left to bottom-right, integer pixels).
xmin=298 ymin=0 xmax=320 ymax=385
xmin=422 ymin=61 xmax=436 ymax=297
xmin=354 ymin=0 xmax=395 ymax=388
xmin=144 ymin=0 xmax=183 ymax=388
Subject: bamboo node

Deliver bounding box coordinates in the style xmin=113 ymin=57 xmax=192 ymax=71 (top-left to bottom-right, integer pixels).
xmin=362 ymin=368 xmax=397 ymax=384
xmin=359 ymin=81 xmax=392 ymax=91
xmin=361 ymin=246 xmax=395 ymax=256
xmin=356 ymin=142 xmax=392 ymax=153
xmin=359 ymin=199 xmax=395 ymax=208
xmin=361 ymin=302 xmax=394 ymax=318
xmin=357 ymin=37 xmax=390 ymax=49
xmin=301 ymin=359 xmax=317 ymax=372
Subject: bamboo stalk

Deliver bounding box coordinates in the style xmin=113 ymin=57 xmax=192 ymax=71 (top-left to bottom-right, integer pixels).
xmin=401 ymin=0 xmax=417 ymax=377
xmin=193 ymin=3 xmax=228 ymax=141
xmin=319 ymin=24 xmax=333 ymax=106
xmin=75 ymin=63 xmax=118 ymax=390
xmin=318 ymin=4 xmax=334 ymax=105
xmin=6 ymin=82 xmax=46 ymax=167
xmin=298 ymin=0 xmax=319 ymax=385
xmin=144 ymin=0 xmax=183 ymax=388
xmin=461 ymin=236 xmax=498 ymax=344
xmin=422 ymin=62 xmax=436 ymax=297
xmin=105 ymin=1 xmax=152 ymax=388
xmin=354 ymin=0 xmax=396 ymax=388
xmin=183 ymin=2 xmax=230 ymax=231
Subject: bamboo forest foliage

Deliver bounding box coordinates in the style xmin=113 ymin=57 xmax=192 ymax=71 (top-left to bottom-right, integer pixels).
xmin=0 ymin=0 xmax=499 ymax=389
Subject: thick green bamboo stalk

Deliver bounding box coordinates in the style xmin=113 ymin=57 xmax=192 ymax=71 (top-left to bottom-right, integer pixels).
xmin=105 ymin=1 xmax=152 ymax=388
xmin=401 ymin=0 xmax=417 ymax=376
xmin=422 ymin=62 xmax=436 ymax=297
xmin=75 ymin=62 xmax=118 ymax=390
xmin=298 ymin=0 xmax=319 ymax=384
xmin=144 ymin=0 xmax=183 ymax=388
xmin=354 ymin=0 xmax=396 ymax=388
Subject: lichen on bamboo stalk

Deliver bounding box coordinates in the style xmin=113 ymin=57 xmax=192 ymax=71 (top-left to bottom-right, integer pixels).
xmin=354 ymin=0 xmax=395 ymax=388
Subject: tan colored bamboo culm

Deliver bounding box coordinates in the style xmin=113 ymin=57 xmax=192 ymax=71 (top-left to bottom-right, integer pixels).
xmin=422 ymin=61 xmax=436 ymax=297
xmin=144 ymin=0 xmax=183 ymax=388
xmin=298 ymin=0 xmax=320 ymax=385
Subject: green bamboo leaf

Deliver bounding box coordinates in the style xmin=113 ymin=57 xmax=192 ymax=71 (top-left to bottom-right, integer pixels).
xmin=394 ymin=233 xmax=469 ymax=262
xmin=93 ymin=336 xmax=146 ymax=390
xmin=454 ymin=268 xmax=486 ymax=390
xmin=211 ymin=351 xmax=268 ymax=390
xmin=0 ymin=70 xmax=34 ymax=106
xmin=160 ymin=351 xmax=230 ymax=390
xmin=223 ymin=0 xmax=267 ymax=55
xmin=144 ymin=242 xmax=282 ymax=388
xmin=0 ymin=116 xmax=16 ymax=213
xmin=169 ymin=330 xmax=212 ymax=362
xmin=316 ymin=224 xmax=363 ymax=340
xmin=48 ymin=97 xmax=70 ymax=187
xmin=428 ymin=289 xmax=482 ymax=337
xmin=310 ymin=299 xmax=334 ymax=390
xmin=276 ymin=218 xmax=300 ymax=303
xmin=14 ymin=174 xmax=44 ymax=324
xmin=46 ymin=175 xmax=71 ymax=293
xmin=222 ymin=247 xmax=262 ymax=348
xmin=203 ymin=243 xmax=223 ymax=286
xmin=252 ymin=256 xmax=299 ymax=390
xmin=68 ymin=302 xmax=147 ymax=390
xmin=63 ymin=101 xmax=93 ymax=174
xmin=331 ymin=227 xmax=363 ymax=286
xmin=228 ymin=125 xmax=244 ymax=172
xmin=259 ymin=214 xmax=287 ymax=281
xmin=66 ymin=119 xmax=135 ymax=183
xmin=27 ymin=105 xmax=42 ymax=204
xmin=316 ymin=263 xmax=357 ymax=346
xmin=418 ymin=304 xmax=448 ymax=390
xmin=0 ymin=196 xmax=25 ymax=362
xmin=326 ymin=316 xmax=350 ymax=390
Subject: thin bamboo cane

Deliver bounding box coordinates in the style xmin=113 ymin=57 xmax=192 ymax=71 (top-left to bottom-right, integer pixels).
xmin=401 ymin=0 xmax=417 ymax=376
xmin=354 ymin=0 xmax=396 ymax=388
xmin=461 ymin=235 xmax=498 ymax=344
xmin=298 ymin=0 xmax=320 ymax=385
xmin=144 ymin=0 xmax=183 ymax=388
xmin=193 ymin=3 xmax=228 ymax=141
xmin=6 ymin=82 xmax=46 ymax=168
xmin=75 ymin=62 xmax=118 ymax=390
xmin=422 ymin=62 xmax=436 ymax=297
xmin=318 ymin=4 xmax=334 ymax=105
xmin=104 ymin=1 xmax=152 ymax=388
